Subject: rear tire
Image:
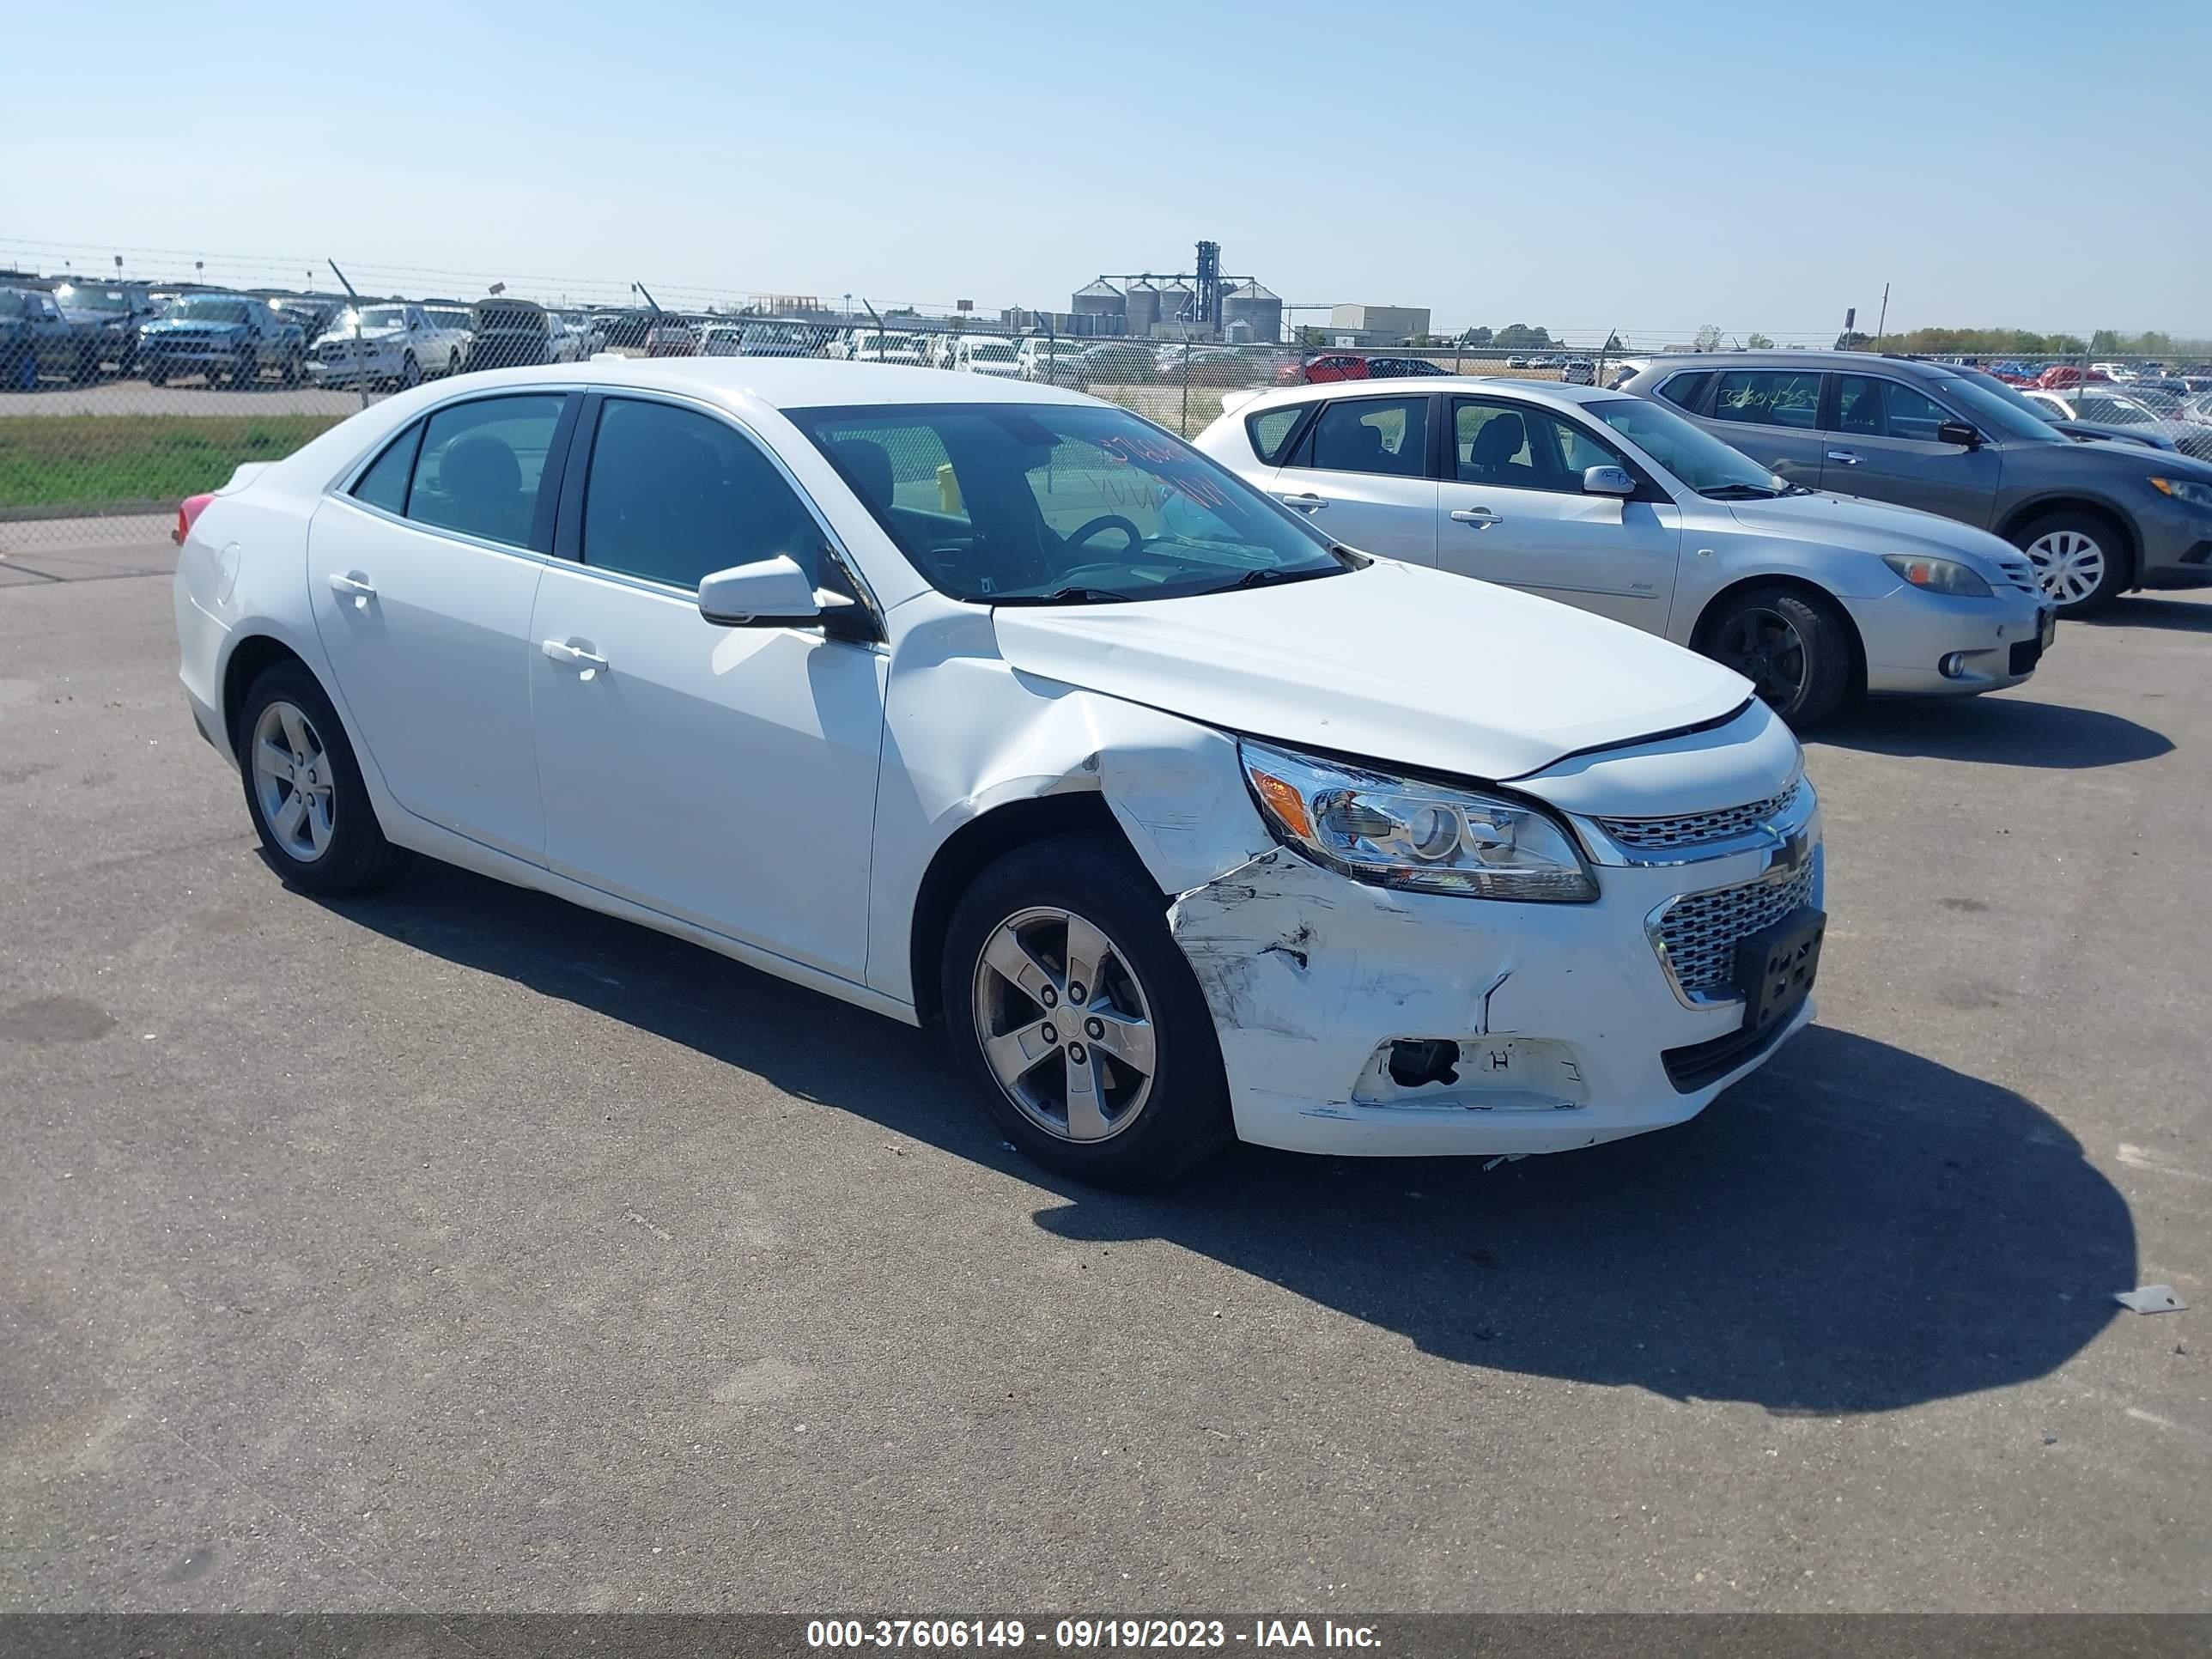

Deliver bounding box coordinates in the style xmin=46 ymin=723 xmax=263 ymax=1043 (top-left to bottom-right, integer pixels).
xmin=941 ymin=830 xmax=1232 ymax=1188
xmin=1702 ymin=584 xmax=1852 ymax=729
xmin=2013 ymin=507 xmax=2126 ymax=616
xmin=234 ymin=662 xmax=411 ymax=897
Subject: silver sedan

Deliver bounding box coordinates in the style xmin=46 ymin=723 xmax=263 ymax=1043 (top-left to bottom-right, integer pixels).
xmin=1194 ymin=378 xmax=2054 ymax=727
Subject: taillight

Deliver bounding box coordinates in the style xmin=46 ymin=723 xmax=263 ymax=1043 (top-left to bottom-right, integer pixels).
xmin=173 ymin=493 xmax=215 ymax=545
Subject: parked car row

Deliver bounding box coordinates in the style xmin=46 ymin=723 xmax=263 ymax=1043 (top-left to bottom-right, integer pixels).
xmin=172 ymin=359 xmax=1834 ymax=1189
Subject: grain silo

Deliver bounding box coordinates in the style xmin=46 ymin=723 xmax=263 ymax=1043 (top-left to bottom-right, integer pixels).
xmin=1121 ymin=278 xmax=1161 ymax=336
xmin=1070 ymin=279 xmax=1125 ymax=333
xmin=1158 ymin=280 xmax=1196 ymax=326
xmin=1221 ymin=280 xmax=1282 ymax=343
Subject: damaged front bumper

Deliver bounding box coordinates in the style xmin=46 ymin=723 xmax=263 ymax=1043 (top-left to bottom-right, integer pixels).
xmin=1165 ymin=804 xmax=1821 ymax=1158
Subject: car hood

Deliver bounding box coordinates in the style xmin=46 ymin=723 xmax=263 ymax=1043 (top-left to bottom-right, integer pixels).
xmin=989 ymin=557 xmax=1753 ymax=782
xmin=1720 ymin=489 xmax=2020 ymax=573
xmin=143 ymin=318 xmax=241 ymax=335
xmin=313 ymin=326 xmax=404 ymax=347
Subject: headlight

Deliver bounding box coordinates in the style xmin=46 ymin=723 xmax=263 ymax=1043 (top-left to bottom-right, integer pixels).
xmin=1882 ymin=554 xmax=1993 ymax=597
xmin=1240 ymin=740 xmax=1598 ymax=902
xmin=2149 ymin=477 xmax=2212 ymax=510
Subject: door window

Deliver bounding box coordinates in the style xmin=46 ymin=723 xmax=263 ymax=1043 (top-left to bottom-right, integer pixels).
xmin=1295 ymin=396 xmax=1428 ymax=477
xmin=1836 ymin=375 xmax=1954 ymax=441
xmin=1656 ymin=369 xmax=1712 ymax=411
xmin=404 ymin=394 xmax=567 ymax=550
xmin=351 ymin=422 xmax=422 ymax=514
xmin=1712 ymin=370 xmax=1823 ymax=429
xmin=1247 ymin=404 xmax=1306 ymax=465
xmin=580 ymin=398 xmax=826 ymax=589
xmin=1452 ymin=398 xmax=1632 ymax=491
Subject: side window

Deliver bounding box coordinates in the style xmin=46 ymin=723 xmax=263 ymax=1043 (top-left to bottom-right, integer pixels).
xmin=1657 ymin=370 xmax=1712 ymax=412
xmin=1837 ymin=376 xmax=1953 ymax=441
xmin=351 ymin=421 xmax=422 ymax=514
xmin=1298 ymin=396 xmax=1428 ymax=478
xmin=581 ymin=398 xmax=825 ymax=589
xmin=1835 ymin=374 xmax=1886 ymax=434
xmin=1247 ymin=405 xmax=1306 ymax=465
xmin=1453 ymin=399 xmax=1626 ymax=490
xmin=405 ymin=394 xmax=567 ymax=550
xmin=1712 ymin=370 xmax=1822 ymax=429
xmin=1880 ymin=381 xmax=1952 ymax=441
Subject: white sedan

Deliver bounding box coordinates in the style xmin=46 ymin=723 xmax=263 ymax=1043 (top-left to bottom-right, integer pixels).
xmin=174 ymin=361 xmax=1820 ymax=1187
xmin=1194 ymin=379 xmax=2054 ymax=726
xmin=307 ymin=303 xmax=471 ymax=388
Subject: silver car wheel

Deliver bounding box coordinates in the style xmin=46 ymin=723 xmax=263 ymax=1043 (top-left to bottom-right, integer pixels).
xmin=2026 ymin=529 xmax=2107 ymax=606
xmin=250 ymin=700 xmax=337 ymax=862
xmin=971 ymin=905 xmax=1158 ymax=1143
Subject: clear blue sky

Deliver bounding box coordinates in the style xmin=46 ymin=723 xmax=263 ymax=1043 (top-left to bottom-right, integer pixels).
xmin=12 ymin=0 xmax=2209 ymax=338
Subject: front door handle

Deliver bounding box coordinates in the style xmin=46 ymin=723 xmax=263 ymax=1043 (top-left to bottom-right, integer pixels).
xmin=1826 ymin=449 xmax=1863 ymax=465
xmin=541 ymin=638 xmax=610 ymax=677
xmin=327 ymin=571 xmax=376 ymax=607
xmin=1279 ymin=493 xmax=1329 ymax=511
xmin=1449 ymin=507 xmax=1502 ymax=529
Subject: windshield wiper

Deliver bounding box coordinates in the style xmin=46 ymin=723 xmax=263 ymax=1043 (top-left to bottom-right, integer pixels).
xmin=1698 ymin=483 xmax=1785 ymax=500
xmin=1009 ymin=586 xmax=1136 ymax=605
xmin=1206 ymin=563 xmax=1347 ymax=594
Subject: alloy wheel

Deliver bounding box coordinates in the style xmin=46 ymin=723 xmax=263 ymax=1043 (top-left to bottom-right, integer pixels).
xmin=971 ymin=905 xmax=1158 ymax=1143
xmin=250 ymin=700 xmax=337 ymax=862
xmin=1712 ymin=607 xmax=1809 ymax=708
xmin=2025 ymin=529 xmax=2107 ymax=607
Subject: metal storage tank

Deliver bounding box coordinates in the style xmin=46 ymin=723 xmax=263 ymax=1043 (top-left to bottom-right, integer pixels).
xmin=1121 ymin=278 xmax=1161 ymax=335
xmin=1158 ymin=280 xmax=1195 ymax=326
xmin=1221 ymin=280 xmax=1283 ymax=343
xmin=1070 ymin=279 xmax=1125 ymax=331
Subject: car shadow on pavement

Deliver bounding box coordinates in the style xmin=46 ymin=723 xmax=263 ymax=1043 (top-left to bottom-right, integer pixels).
xmin=2079 ymin=596 xmax=2212 ymax=634
xmin=1814 ymin=696 xmax=2172 ymax=768
xmin=321 ymin=861 xmax=2135 ymax=1420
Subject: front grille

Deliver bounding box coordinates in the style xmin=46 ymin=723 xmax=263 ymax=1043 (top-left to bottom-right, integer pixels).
xmin=1662 ymin=1012 xmax=1800 ymax=1093
xmin=1653 ymin=862 xmax=1818 ymax=996
xmin=1996 ymin=556 xmax=2040 ymax=595
xmin=1600 ymin=779 xmax=1801 ymax=853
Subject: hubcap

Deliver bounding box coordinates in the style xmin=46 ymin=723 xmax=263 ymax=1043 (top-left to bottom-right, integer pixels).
xmin=971 ymin=906 xmax=1158 ymax=1143
xmin=250 ymin=700 xmax=336 ymax=862
xmin=1713 ymin=607 xmax=1809 ymax=708
xmin=2026 ymin=530 xmax=2106 ymax=606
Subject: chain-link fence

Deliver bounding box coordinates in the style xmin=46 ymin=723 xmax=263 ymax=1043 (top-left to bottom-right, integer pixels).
xmin=6 ymin=240 xmax=2210 ymax=556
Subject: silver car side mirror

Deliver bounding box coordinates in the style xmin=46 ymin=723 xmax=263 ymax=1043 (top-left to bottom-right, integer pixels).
xmin=1582 ymin=465 xmax=1636 ymax=497
xmin=696 ymin=556 xmax=830 ymax=627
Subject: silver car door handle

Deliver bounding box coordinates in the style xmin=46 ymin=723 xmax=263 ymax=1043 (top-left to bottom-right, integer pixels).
xmin=541 ymin=639 xmax=609 ymax=673
xmin=1826 ymin=450 xmax=1863 ymax=465
xmin=1449 ymin=507 xmax=1502 ymax=528
xmin=1279 ymin=493 xmax=1329 ymax=510
xmin=326 ymin=571 xmax=376 ymax=605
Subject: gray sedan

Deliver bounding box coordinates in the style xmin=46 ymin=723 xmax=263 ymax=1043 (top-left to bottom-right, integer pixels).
xmin=1614 ymin=350 xmax=2212 ymax=614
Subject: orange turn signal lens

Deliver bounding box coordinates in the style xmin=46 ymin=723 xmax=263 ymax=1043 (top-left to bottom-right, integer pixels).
xmin=1249 ymin=769 xmax=1313 ymax=840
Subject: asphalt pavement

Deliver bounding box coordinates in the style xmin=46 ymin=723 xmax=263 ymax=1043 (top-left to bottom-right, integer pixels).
xmin=2 ymin=544 xmax=2207 ymax=1612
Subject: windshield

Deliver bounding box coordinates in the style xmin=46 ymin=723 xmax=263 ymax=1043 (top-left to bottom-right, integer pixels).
xmin=166 ymin=298 xmax=250 ymax=324
xmin=793 ymin=401 xmax=1349 ymax=605
xmin=969 ymin=342 xmax=1018 ymax=362
xmin=1929 ymin=375 xmax=2063 ymax=442
xmin=1583 ymin=397 xmax=1787 ymax=494
xmin=428 ymin=309 xmax=469 ymax=328
xmin=356 ymin=307 xmax=406 ymax=329
xmin=58 ymin=287 xmax=133 ymax=314
xmin=1951 ymin=367 xmax=2069 ymax=428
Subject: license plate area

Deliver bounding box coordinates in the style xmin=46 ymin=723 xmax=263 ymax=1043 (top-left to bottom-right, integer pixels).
xmin=1735 ymin=905 xmax=1825 ymax=1033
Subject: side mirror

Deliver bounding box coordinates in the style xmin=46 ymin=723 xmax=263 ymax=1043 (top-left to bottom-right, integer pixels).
xmin=1582 ymin=464 xmax=1636 ymax=497
xmin=697 ymin=556 xmax=846 ymax=628
xmin=1935 ymin=420 xmax=1982 ymax=448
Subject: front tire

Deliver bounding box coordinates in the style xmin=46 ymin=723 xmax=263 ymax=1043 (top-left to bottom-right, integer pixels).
xmin=228 ymin=348 xmax=258 ymax=388
xmin=1703 ymin=584 xmax=1852 ymax=729
xmin=941 ymin=830 xmax=1232 ymax=1188
xmin=235 ymin=662 xmax=411 ymax=896
xmin=398 ymin=351 xmax=421 ymax=389
xmin=2014 ymin=508 xmax=2125 ymax=616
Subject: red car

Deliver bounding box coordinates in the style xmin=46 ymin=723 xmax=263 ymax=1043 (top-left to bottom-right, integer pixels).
xmin=1277 ymin=353 xmax=1451 ymax=385
xmin=2034 ymin=365 xmax=2111 ymax=390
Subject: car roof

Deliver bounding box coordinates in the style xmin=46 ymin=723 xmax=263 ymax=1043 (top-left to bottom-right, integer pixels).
xmin=1241 ymin=375 xmax=1631 ymax=413
xmin=437 ymin=356 xmax=1101 ymax=410
xmin=1632 ymin=349 xmax=1958 ymax=380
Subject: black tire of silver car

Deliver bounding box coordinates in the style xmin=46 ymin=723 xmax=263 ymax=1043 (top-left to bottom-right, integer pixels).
xmin=399 ymin=352 xmax=422 ymax=389
xmin=229 ymin=347 xmax=258 ymax=388
xmin=447 ymin=350 xmax=462 ymax=377
xmin=1704 ymin=585 xmax=1852 ymax=729
xmin=2012 ymin=507 xmax=2125 ymax=616
xmin=941 ymin=830 xmax=1233 ymax=1189
xmin=235 ymin=662 xmax=412 ymax=897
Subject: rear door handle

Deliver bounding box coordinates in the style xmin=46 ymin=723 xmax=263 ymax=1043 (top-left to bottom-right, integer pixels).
xmin=541 ymin=638 xmax=610 ymax=676
xmin=1279 ymin=492 xmax=1329 ymax=511
xmin=1449 ymin=507 xmax=1502 ymax=528
xmin=326 ymin=571 xmax=376 ymax=606
xmin=1826 ymin=450 xmax=1862 ymax=465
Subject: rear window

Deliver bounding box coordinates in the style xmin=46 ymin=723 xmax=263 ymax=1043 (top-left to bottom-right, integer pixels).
xmin=1712 ymin=370 xmax=1823 ymax=429
xmin=1247 ymin=405 xmax=1306 ymax=465
xmin=1656 ymin=370 xmax=1712 ymax=411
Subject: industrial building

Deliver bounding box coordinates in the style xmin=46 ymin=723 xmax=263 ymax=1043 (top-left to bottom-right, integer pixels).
xmin=1060 ymin=243 xmax=1283 ymax=343
xmin=1328 ymin=302 xmax=1432 ymax=345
